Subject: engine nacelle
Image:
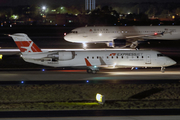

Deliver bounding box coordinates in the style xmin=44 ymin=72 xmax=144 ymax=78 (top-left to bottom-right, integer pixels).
xmin=106 ymin=39 xmax=126 ymax=47
xmin=47 ymin=51 xmax=75 ymax=61
xmin=58 ymin=51 xmax=75 ymax=60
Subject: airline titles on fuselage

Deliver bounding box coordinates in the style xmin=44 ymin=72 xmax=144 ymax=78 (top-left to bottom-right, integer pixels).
xmin=116 ymin=53 xmax=143 ymax=56
xmin=110 ymin=53 xmax=143 ymax=56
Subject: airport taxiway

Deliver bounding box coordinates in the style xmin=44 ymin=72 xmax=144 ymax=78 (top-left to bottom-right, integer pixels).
xmin=1 ymin=116 xmax=180 ymax=120
xmin=0 ymin=68 xmax=179 ymax=81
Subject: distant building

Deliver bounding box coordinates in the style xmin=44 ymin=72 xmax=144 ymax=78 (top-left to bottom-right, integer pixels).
xmin=85 ymin=0 xmax=96 ymax=11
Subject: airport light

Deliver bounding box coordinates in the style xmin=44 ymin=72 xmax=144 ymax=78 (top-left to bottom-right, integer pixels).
xmin=42 ymin=6 xmax=46 ymax=11
xmin=96 ymin=93 xmax=105 ymax=104
xmin=0 ymin=54 xmax=2 ymax=59
xmin=11 ymin=15 xmax=19 ymax=20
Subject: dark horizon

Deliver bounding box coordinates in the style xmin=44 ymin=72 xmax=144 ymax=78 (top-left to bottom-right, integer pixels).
xmin=0 ymin=0 xmax=180 ymax=7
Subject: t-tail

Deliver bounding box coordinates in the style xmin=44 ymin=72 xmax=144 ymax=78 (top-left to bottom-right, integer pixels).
xmin=9 ymin=33 xmax=42 ymax=55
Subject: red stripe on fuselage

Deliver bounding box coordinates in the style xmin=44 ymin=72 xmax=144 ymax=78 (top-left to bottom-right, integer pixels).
xmin=15 ymin=41 xmax=42 ymax=52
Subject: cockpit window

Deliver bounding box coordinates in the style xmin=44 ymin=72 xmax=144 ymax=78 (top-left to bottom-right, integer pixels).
xmin=71 ymin=31 xmax=78 ymax=33
xmin=157 ymin=54 xmax=164 ymax=57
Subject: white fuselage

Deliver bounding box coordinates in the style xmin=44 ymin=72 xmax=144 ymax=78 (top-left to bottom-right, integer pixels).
xmin=64 ymin=26 xmax=180 ymax=43
xmin=22 ymin=50 xmax=176 ymax=68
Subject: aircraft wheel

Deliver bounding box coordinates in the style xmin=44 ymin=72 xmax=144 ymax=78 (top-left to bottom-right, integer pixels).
xmin=87 ymin=69 xmax=92 ymax=73
xmin=161 ymin=67 xmax=165 ymax=73
xmin=92 ymin=70 xmax=97 ymax=74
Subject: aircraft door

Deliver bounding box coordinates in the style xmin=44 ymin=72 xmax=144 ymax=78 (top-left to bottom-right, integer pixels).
xmin=146 ymin=55 xmax=151 ymax=64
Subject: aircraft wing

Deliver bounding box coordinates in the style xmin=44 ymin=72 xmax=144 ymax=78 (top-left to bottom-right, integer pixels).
xmin=125 ymin=32 xmax=164 ymax=39
xmin=121 ymin=32 xmax=165 ymax=48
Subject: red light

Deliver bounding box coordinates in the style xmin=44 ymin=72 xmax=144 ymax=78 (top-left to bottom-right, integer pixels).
xmin=64 ymin=33 xmax=66 ymax=36
xmin=154 ymin=32 xmax=158 ymax=35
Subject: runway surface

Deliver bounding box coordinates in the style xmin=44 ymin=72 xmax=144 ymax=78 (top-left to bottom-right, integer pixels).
xmin=0 ymin=109 xmax=180 ymax=120
xmin=1 ymin=116 xmax=180 ymax=120
xmin=0 ymin=67 xmax=179 ymax=81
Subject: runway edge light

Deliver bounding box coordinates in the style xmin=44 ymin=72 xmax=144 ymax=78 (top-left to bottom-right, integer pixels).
xmin=96 ymin=93 xmax=105 ymax=104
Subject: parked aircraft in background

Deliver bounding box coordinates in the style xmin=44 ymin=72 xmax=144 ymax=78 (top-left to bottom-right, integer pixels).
xmin=64 ymin=26 xmax=180 ymax=49
xmin=9 ymin=33 xmax=176 ymax=73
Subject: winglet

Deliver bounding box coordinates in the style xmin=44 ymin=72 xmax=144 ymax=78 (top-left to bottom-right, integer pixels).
xmin=85 ymin=58 xmax=92 ymax=66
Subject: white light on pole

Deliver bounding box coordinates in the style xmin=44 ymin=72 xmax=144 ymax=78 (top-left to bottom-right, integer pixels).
xmin=42 ymin=6 xmax=46 ymax=10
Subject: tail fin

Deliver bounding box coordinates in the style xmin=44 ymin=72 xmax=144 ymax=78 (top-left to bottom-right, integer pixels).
xmin=9 ymin=33 xmax=42 ymax=54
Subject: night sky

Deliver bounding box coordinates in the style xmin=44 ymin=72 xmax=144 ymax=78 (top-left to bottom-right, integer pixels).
xmin=0 ymin=0 xmax=179 ymax=6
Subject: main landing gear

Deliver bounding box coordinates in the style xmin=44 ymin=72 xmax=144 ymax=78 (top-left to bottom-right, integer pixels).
xmin=130 ymin=41 xmax=140 ymax=50
xmin=87 ymin=69 xmax=98 ymax=74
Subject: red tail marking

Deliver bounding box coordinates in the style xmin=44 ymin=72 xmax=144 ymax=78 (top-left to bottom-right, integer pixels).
xmin=31 ymin=43 xmax=42 ymax=52
xmin=85 ymin=58 xmax=92 ymax=66
xmin=15 ymin=41 xmax=42 ymax=52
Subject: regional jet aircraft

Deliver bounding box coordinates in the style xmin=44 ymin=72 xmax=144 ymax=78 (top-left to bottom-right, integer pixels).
xmin=64 ymin=26 xmax=180 ymax=49
xmin=9 ymin=33 xmax=176 ymax=73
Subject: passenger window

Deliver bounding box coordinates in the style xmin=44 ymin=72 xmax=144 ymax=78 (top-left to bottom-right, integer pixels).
xmin=92 ymin=57 xmax=94 ymax=59
xmin=87 ymin=56 xmax=89 ymax=59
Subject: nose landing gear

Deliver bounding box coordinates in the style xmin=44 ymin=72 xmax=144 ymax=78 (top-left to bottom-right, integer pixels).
xmin=161 ymin=67 xmax=165 ymax=73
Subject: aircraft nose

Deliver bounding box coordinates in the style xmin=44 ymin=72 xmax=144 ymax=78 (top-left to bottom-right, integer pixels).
xmin=64 ymin=34 xmax=69 ymax=41
xmin=168 ymin=58 xmax=176 ymax=66
xmin=171 ymin=60 xmax=177 ymax=65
